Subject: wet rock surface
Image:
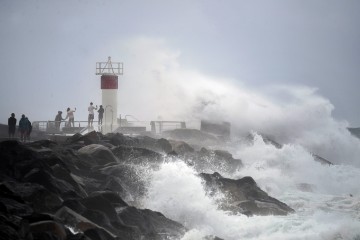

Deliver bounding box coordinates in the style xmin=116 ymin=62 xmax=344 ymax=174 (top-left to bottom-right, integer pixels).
xmin=0 ymin=131 xmax=295 ymax=239
xmin=200 ymin=172 xmax=295 ymax=216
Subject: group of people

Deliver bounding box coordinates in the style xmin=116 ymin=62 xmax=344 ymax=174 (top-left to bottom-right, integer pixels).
xmin=7 ymin=102 xmax=105 ymax=141
xmin=54 ymin=102 xmax=105 ymax=131
xmin=87 ymin=102 xmax=105 ymax=127
xmin=8 ymin=113 xmax=32 ymax=142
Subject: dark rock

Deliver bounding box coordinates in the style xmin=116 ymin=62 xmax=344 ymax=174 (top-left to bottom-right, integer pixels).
xmin=107 ymin=133 xmax=139 ymax=146
xmin=348 ymin=127 xmax=360 ymax=139
xmin=80 ymin=195 xmax=120 ymax=223
xmin=312 ymin=154 xmax=333 ymax=165
xmin=100 ymin=164 xmax=148 ymax=202
xmin=66 ymin=133 xmax=84 ymax=144
xmin=162 ymin=128 xmax=220 ymax=147
xmin=100 ymin=175 xmax=131 ymax=202
xmin=30 ymin=220 xmax=67 ymax=240
xmin=55 ymin=206 xmax=117 ymax=236
xmin=200 ymin=172 xmax=295 ymax=216
xmin=134 ymin=136 xmax=173 ymax=153
xmin=23 ymin=168 xmax=81 ymax=198
xmin=78 ymin=144 xmax=119 ymax=165
xmin=111 ymin=145 xmax=163 ymax=165
xmin=118 ymin=206 xmax=186 ymax=240
xmin=27 ymin=139 xmax=58 ymax=149
xmin=80 ymin=131 xmax=101 ymax=145
xmin=83 ymin=227 xmax=118 ymax=240
xmin=168 ymin=140 xmax=194 ymax=155
xmin=185 ymin=147 xmax=243 ymax=174
xmin=246 ymin=132 xmax=333 ymax=165
xmin=0 ymin=213 xmax=30 ymax=240
xmin=0 ymin=196 xmax=33 ymax=216
xmin=3 ymin=181 xmax=63 ymax=213
xmin=51 ymin=164 xmax=87 ymax=198
xmin=89 ymin=191 xmax=128 ymax=208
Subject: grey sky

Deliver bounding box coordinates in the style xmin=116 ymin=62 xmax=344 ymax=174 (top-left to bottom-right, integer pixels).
xmin=1 ymin=0 xmax=360 ymax=126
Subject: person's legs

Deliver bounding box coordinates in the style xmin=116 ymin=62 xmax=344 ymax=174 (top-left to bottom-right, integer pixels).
xmin=20 ymin=130 xmax=25 ymax=142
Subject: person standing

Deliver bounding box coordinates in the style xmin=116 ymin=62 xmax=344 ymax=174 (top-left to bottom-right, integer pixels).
xmin=54 ymin=111 xmax=64 ymax=131
xmin=97 ymin=105 xmax=104 ymax=125
xmin=18 ymin=114 xmax=28 ymax=142
xmin=8 ymin=113 xmax=17 ymax=138
xmin=88 ymin=102 xmax=97 ymax=127
xmin=65 ymin=107 xmax=76 ymax=127
xmin=25 ymin=117 xmax=32 ymax=141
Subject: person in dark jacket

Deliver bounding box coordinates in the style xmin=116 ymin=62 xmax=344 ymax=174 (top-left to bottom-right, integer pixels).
xmin=25 ymin=117 xmax=32 ymax=141
xmin=8 ymin=113 xmax=17 ymax=138
xmin=54 ymin=111 xmax=64 ymax=131
xmin=19 ymin=114 xmax=28 ymax=142
xmin=98 ymin=105 xmax=104 ymax=125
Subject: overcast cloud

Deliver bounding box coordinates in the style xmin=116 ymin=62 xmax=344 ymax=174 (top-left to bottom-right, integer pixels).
xmin=1 ymin=0 xmax=360 ymax=127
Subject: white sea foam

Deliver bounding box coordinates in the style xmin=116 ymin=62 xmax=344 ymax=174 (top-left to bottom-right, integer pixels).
xmin=142 ymin=139 xmax=360 ymax=240
xmin=119 ymin=39 xmax=360 ymax=239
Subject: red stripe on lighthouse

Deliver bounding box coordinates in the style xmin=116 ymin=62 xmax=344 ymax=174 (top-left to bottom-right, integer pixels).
xmin=101 ymin=75 xmax=118 ymax=89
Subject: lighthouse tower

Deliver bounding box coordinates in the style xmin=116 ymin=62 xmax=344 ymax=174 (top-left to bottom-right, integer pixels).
xmin=96 ymin=57 xmax=123 ymax=133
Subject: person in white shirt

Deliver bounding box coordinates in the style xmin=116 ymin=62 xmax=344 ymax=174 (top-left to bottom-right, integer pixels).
xmin=88 ymin=102 xmax=97 ymax=127
xmin=65 ymin=107 xmax=76 ymax=127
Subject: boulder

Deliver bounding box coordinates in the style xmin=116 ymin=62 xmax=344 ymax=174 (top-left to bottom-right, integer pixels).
xmin=55 ymin=206 xmax=117 ymax=236
xmin=200 ymin=172 xmax=295 ymax=216
xmin=162 ymin=128 xmax=218 ymax=144
xmin=111 ymin=145 xmax=163 ymax=165
xmin=30 ymin=220 xmax=67 ymax=240
xmin=183 ymin=147 xmax=243 ymax=174
xmin=3 ymin=181 xmax=63 ymax=213
xmin=78 ymin=144 xmax=119 ymax=165
xmin=118 ymin=206 xmax=186 ymax=240
xmin=134 ymin=136 xmax=173 ymax=153
xmin=168 ymin=140 xmax=194 ymax=155
xmin=23 ymin=168 xmax=82 ymax=199
xmin=0 ymin=213 xmax=31 ymax=240
xmin=89 ymin=191 xmax=128 ymax=208
xmin=100 ymin=164 xmax=148 ymax=202
xmin=107 ymin=133 xmax=139 ymax=146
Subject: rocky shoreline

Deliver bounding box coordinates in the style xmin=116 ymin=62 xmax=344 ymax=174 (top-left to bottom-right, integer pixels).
xmin=0 ymin=131 xmax=295 ymax=240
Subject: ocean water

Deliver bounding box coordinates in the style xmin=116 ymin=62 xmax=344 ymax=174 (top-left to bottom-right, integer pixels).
xmin=142 ymin=133 xmax=360 ymax=240
xmin=120 ymin=43 xmax=360 ymax=239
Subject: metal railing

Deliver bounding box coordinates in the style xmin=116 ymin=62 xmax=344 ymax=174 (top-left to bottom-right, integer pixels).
xmin=31 ymin=119 xmax=187 ymax=135
xmin=32 ymin=121 xmax=102 ymax=134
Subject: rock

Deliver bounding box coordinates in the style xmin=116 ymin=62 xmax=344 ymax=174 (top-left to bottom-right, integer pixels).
xmin=184 ymin=147 xmax=243 ymax=174
xmin=0 ymin=213 xmax=30 ymax=240
xmin=107 ymin=133 xmax=139 ymax=146
xmin=100 ymin=164 xmax=149 ymax=202
xmin=89 ymin=191 xmax=128 ymax=208
xmin=80 ymin=195 xmax=120 ymax=224
xmin=200 ymin=172 xmax=295 ymax=216
xmin=100 ymin=175 xmax=132 ymax=202
xmin=30 ymin=220 xmax=67 ymax=240
xmin=80 ymin=131 xmax=101 ymax=145
xmin=111 ymin=145 xmax=163 ymax=165
xmin=118 ymin=206 xmax=186 ymax=239
xmin=3 ymin=181 xmax=63 ymax=213
xmin=55 ymin=206 xmax=117 ymax=236
xmin=23 ymin=168 xmax=82 ymax=199
xmin=162 ymin=128 xmax=219 ymax=146
xmin=66 ymin=133 xmax=84 ymax=144
xmin=168 ymin=140 xmax=194 ymax=155
xmin=83 ymin=227 xmax=119 ymax=240
xmin=78 ymin=144 xmax=119 ymax=165
xmin=312 ymin=154 xmax=333 ymax=165
xmin=134 ymin=136 xmax=173 ymax=153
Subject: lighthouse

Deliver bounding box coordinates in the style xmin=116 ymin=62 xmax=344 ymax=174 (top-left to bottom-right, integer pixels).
xmin=96 ymin=57 xmax=123 ymax=133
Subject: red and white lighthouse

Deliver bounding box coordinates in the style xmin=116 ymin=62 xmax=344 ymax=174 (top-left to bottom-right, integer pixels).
xmin=96 ymin=56 xmax=123 ymax=132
